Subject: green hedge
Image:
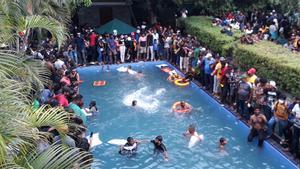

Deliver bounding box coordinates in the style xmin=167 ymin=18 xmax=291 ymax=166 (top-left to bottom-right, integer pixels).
xmin=183 ymin=16 xmax=300 ymax=96
xmin=234 ymin=42 xmax=300 ymax=96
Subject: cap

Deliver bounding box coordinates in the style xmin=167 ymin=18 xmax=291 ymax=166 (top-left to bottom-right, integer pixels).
xmin=247 ymin=68 xmax=256 ymax=75
xmin=269 ymin=80 xmax=276 ymax=88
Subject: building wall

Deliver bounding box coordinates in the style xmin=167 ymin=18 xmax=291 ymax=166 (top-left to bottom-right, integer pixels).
xmin=78 ymin=5 xmax=132 ymax=28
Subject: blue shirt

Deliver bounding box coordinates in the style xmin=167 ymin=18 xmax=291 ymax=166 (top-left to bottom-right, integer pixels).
xmin=75 ymin=37 xmax=85 ymax=50
xmin=204 ymin=58 xmax=215 ymax=74
xmin=108 ymin=38 xmax=116 ymax=50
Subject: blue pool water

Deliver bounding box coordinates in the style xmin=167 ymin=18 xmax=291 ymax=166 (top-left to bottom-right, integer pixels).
xmin=78 ymin=61 xmax=297 ymax=169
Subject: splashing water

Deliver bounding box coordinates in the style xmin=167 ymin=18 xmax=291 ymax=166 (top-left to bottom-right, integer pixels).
xmin=123 ymin=87 xmax=166 ymax=113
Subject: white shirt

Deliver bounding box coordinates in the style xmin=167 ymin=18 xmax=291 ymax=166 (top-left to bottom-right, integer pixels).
xmin=292 ymin=103 xmax=300 ymax=118
xmin=153 ymin=33 xmax=159 ymax=42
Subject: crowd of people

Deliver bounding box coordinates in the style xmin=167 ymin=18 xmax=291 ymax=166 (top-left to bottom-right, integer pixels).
xmin=185 ymin=38 xmax=300 ymax=158
xmin=212 ymin=10 xmax=300 ymax=52
xmin=27 ymin=18 xmax=300 ymax=162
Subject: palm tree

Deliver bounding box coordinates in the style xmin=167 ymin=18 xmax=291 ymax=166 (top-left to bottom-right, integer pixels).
xmin=0 ymin=0 xmax=92 ymax=51
xmin=0 ymin=50 xmax=94 ymax=168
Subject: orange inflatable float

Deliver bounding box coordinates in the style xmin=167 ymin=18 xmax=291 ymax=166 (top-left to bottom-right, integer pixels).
xmin=172 ymin=101 xmax=192 ymax=114
xmin=93 ymin=80 xmax=106 ymax=87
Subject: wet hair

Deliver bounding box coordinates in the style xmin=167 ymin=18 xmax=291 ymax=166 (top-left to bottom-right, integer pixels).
xmin=219 ymin=137 xmax=226 ymax=144
xmin=156 ymin=135 xmax=163 ymax=142
xmin=127 ymin=137 xmax=134 ymax=142
xmin=189 ymin=124 xmax=196 ymax=130
xmin=89 ymin=100 xmax=96 ymax=107
xmin=188 ymin=124 xmax=196 ymax=133
xmin=132 ymin=100 xmax=137 ymax=106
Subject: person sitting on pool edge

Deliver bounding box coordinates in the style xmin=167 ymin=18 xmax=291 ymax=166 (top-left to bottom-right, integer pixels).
xmin=119 ymin=137 xmax=141 ymax=155
xmin=219 ymin=137 xmax=227 ymax=150
xmin=183 ymin=124 xmax=204 ymax=140
xmin=151 ymin=135 xmax=169 ymax=161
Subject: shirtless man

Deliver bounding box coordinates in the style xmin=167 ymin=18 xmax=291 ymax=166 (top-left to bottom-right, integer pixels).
xmin=247 ymin=107 xmax=267 ymax=147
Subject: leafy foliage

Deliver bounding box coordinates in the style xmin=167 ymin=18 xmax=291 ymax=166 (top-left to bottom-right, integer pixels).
xmin=0 ymin=50 xmax=94 ymax=168
xmin=173 ymin=0 xmax=300 ymax=16
xmin=234 ymin=42 xmax=300 ymax=96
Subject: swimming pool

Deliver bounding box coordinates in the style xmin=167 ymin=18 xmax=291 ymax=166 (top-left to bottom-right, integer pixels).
xmin=78 ymin=61 xmax=298 ymax=169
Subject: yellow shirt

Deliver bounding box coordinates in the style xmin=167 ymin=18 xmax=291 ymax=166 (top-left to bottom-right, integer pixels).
xmin=214 ymin=62 xmax=222 ymax=79
xmin=247 ymin=74 xmax=257 ymax=84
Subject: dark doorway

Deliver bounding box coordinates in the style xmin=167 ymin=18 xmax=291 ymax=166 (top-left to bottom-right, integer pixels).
xmin=100 ymin=7 xmax=113 ymax=25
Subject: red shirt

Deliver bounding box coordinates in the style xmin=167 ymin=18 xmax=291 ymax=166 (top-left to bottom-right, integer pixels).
xmin=54 ymin=94 xmax=69 ymax=107
xmin=89 ymin=33 xmax=97 ymax=46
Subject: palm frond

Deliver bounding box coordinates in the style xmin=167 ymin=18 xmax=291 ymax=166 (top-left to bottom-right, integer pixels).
xmin=17 ymin=15 xmax=67 ymax=48
xmin=0 ymin=50 xmax=50 ymax=92
xmin=26 ymin=105 xmax=69 ymax=130
xmin=27 ymin=145 xmax=93 ymax=169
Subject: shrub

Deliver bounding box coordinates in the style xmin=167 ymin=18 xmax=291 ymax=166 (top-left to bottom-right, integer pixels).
xmin=234 ymin=41 xmax=300 ymax=96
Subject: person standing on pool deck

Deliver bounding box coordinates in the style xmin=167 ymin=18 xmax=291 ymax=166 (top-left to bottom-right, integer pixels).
xmin=151 ymin=135 xmax=169 ymax=161
xmin=248 ymin=107 xmax=267 ymax=147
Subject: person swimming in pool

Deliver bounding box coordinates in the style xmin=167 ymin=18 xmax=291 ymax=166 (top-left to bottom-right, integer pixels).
xmin=167 ymin=72 xmax=180 ymax=82
xmin=219 ymin=137 xmax=227 ymax=150
xmin=136 ymin=70 xmax=144 ymax=78
xmin=119 ymin=137 xmax=141 ymax=155
xmin=173 ymin=101 xmax=191 ymax=112
xmin=132 ymin=100 xmax=137 ymax=106
xmin=126 ymin=65 xmax=137 ymax=75
xmin=150 ymin=135 xmax=169 ymax=161
xmin=183 ymin=124 xmax=204 ymax=141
